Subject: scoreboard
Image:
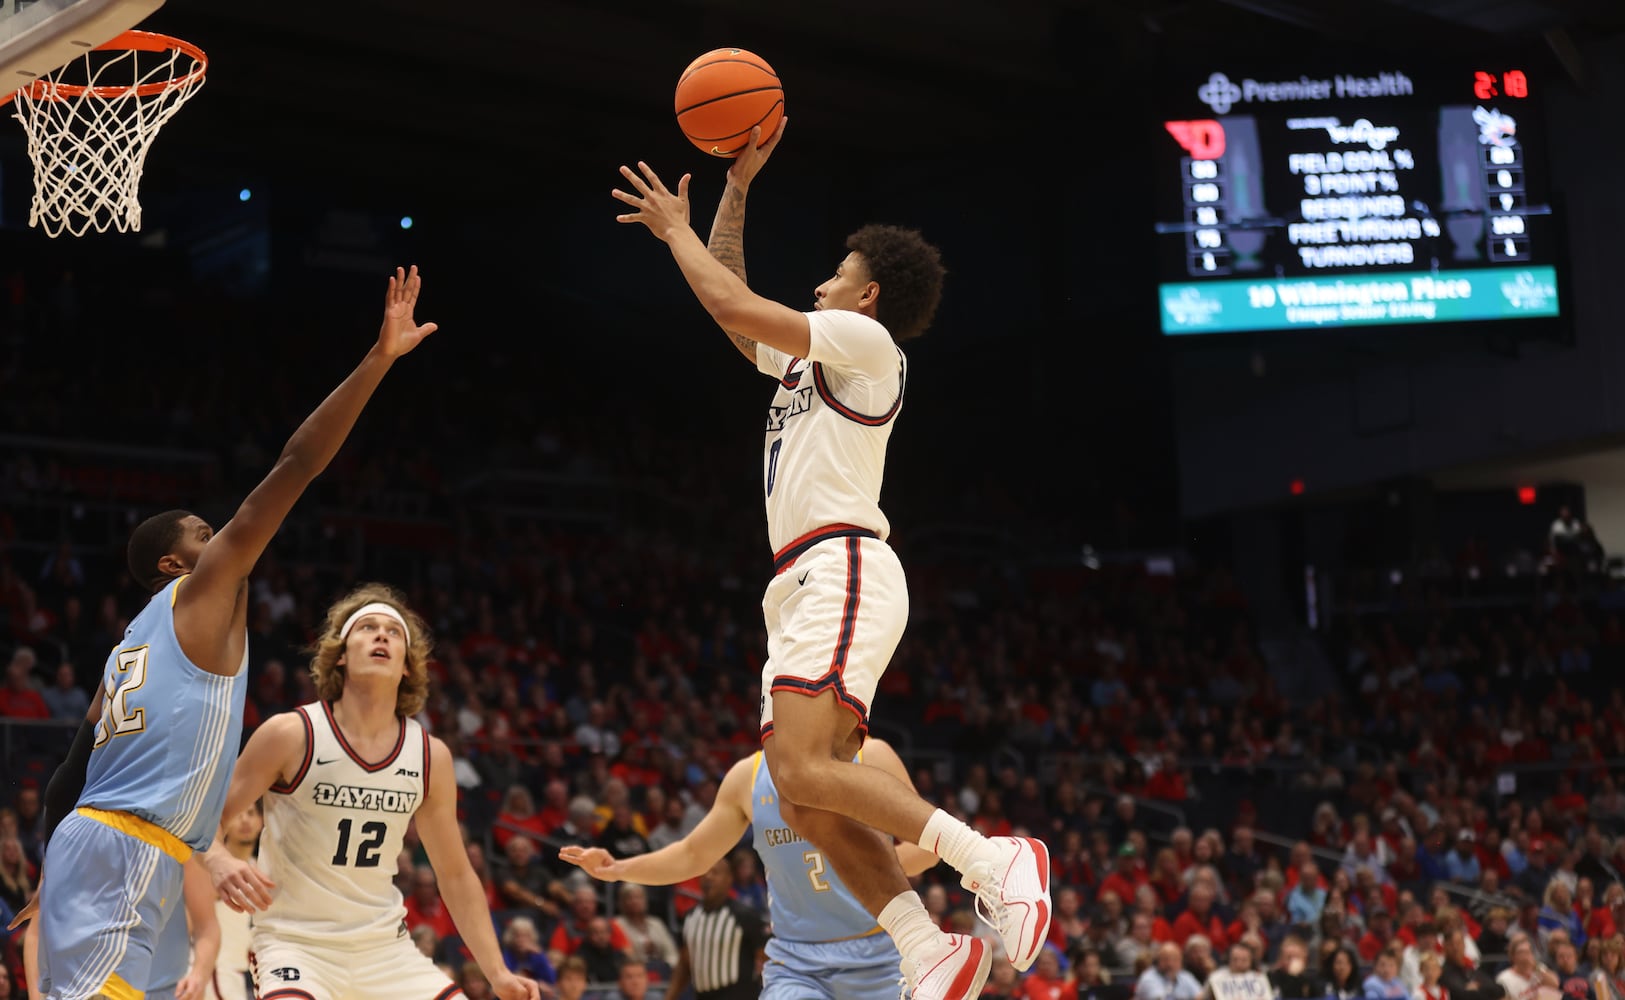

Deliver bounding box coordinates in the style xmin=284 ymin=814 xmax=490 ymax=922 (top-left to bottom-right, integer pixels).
xmin=1155 ymin=64 xmax=1562 ymax=335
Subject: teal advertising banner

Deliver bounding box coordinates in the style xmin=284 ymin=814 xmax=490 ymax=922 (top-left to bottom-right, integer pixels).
xmin=1160 ymin=266 xmax=1559 ymax=334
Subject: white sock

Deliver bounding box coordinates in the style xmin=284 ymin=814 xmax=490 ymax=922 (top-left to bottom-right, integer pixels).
xmin=921 ymin=808 xmax=993 ymax=874
xmin=879 ymin=890 xmax=946 ymax=960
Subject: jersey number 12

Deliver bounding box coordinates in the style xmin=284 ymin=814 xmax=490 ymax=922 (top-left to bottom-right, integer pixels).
xmin=332 ymin=818 xmax=386 ymax=867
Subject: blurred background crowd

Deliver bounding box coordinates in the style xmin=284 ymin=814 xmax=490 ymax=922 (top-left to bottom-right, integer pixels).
xmin=4 ymin=260 xmax=1625 ymax=1000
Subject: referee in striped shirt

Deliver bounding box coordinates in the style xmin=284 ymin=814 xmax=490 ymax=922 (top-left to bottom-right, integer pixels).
xmin=670 ymin=857 xmax=766 ymax=1000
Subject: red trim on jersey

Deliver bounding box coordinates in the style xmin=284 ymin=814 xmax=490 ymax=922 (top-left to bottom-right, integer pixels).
xmin=772 ymin=523 xmax=878 ymax=575
xmin=269 ymin=706 xmax=315 ymax=794
xmin=421 ymin=724 xmax=432 ymax=795
xmin=810 ymin=351 xmax=905 ymax=426
xmin=432 ymin=986 xmax=465 ymax=1000
xmin=321 ymin=700 xmax=407 ymax=773
xmin=260 ymin=991 xmax=317 ymax=1000
xmin=780 ymin=357 xmax=804 ymax=388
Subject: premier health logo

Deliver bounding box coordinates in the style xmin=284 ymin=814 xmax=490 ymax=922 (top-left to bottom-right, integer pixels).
xmin=1199 ymin=73 xmax=1242 ymax=114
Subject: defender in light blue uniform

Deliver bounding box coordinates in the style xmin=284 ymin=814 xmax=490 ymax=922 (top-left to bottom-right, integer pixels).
xmin=559 ymin=738 xmax=942 ymax=1000
xmin=39 ymin=576 xmax=247 ymax=1000
xmin=27 ymin=272 xmax=437 ymax=1000
xmin=750 ymin=751 xmax=906 ymax=1000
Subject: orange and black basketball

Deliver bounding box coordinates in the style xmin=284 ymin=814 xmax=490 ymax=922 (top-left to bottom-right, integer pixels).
xmin=674 ymin=48 xmax=784 ymax=158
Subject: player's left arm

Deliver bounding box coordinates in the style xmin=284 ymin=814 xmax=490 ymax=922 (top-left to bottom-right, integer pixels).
xmin=418 ymin=736 xmax=541 ymax=1000
xmin=860 ymin=738 xmax=942 ymax=876
xmin=6 ymin=683 xmax=108 ymax=933
xmin=613 ymin=162 xmax=812 ymax=358
xmin=176 ymin=856 xmax=220 ymax=1000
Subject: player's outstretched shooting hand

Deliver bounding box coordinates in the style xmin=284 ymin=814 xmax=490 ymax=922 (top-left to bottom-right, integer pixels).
xmin=727 ymin=117 xmax=787 ymax=191
xmin=613 ymin=162 xmax=691 ymax=243
xmin=558 ymin=845 xmax=625 ymax=882
xmin=378 ymin=265 xmax=438 ymax=358
xmin=207 ymin=851 xmax=277 ymax=913
xmin=492 ymin=970 xmax=543 ymax=1000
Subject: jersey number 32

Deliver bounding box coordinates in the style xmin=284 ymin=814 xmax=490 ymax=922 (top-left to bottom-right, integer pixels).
xmin=93 ymin=646 xmax=150 ymax=748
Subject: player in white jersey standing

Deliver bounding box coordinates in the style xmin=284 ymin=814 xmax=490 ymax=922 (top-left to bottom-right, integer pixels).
xmin=611 ymin=124 xmax=1052 ymax=1000
xmin=200 ymin=584 xmax=539 ymax=1000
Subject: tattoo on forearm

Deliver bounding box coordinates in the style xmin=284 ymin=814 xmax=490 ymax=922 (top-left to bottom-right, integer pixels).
xmin=709 ymin=183 xmax=749 ymax=283
xmin=711 ymin=183 xmax=755 ymax=360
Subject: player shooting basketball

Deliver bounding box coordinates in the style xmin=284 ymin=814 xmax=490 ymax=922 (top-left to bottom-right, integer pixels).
xmin=610 ymin=123 xmax=1053 ymax=1000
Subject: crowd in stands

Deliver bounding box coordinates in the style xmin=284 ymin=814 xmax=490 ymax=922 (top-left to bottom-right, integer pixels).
xmin=5 ymin=267 xmax=1625 ymax=1000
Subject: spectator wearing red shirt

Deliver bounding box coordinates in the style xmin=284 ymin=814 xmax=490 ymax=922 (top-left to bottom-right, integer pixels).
xmin=493 ymin=784 xmax=551 ymax=851
xmin=1170 ymin=883 xmax=1229 ymax=951
xmin=1054 ymin=830 xmax=1096 ymax=892
xmin=1100 ymin=843 xmax=1149 ymax=905
xmin=1359 ymin=907 xmax=1396 ymax=963
xmin=549 ymin=885 xmax=630 ymax=962
xmin=1150 ymin=849 xmax=1186 ymax=909
xmin=1146 ymin=752 xmax=1189 ymax=802
xmin=1020 ymin=949 xmax=1078 ymax=1000
xmin=403 ymin=865 xmax=458 ymax=941
xmin=0 ymin=647 xmax=48 ymax=719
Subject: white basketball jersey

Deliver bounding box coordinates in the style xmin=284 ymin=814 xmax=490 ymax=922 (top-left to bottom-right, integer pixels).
xmin=205 ymin=879 xmax=254 ymax=1000
xmin=254 ymin=701 xmax=429 ymax=948
xmin=756 ymin=309 xmax=906 ymax=555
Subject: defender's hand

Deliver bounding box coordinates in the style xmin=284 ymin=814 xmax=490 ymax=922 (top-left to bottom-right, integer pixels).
xmin=377 ymin=265 xmax=438 ymax=358
xmin=558 ymin=845 xmax=626 ymax=883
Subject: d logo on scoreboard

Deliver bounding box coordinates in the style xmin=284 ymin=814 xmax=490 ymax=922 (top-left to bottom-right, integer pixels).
xmin=1165 ymin=119 xmax=1226 ymax=161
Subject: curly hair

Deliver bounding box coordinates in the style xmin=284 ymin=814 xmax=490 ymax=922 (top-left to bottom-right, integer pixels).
xmin=845 ymin=224 xmax=946 ymax=342
xmin=307 ymin=582 xmax=432 ymax=717
xmin=127 ymin=509 xmax=193 ymax=593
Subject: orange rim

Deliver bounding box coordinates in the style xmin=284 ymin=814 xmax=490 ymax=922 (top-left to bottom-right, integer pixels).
xmin=19 ymin=30 xmax=206 ymax=101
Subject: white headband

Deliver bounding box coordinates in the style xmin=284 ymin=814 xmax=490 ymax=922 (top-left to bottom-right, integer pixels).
xmin=340 ymin=602 xmax=411 ymax=644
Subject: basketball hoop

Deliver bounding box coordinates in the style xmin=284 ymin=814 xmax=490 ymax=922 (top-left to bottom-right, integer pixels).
xmin=11 ymin=29 xmax=205 ymax=237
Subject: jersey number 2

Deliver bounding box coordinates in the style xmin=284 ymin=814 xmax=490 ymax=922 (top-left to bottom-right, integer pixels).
xmin=93 ymin=646 xmax=150 ymax=748
xmin=803 ymin=850 xmax=832 ymax=893
xmin=332 ymin=818 xmax=387 ymax=867
xmin=766 ymin=439 xmax=783 ymax=497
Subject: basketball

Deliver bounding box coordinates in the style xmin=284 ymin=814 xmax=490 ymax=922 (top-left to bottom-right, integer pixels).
xmin=675 ymin=48 xmax=784 ymax=158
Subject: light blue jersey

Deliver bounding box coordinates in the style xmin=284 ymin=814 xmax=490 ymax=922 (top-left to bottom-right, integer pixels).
xmin=40 ymin=575 xmax=248 ymax=999
xmin=749 ymin=751 xmax=903 ymax=1000
xmin=80 ymin=574 xmax=249 ymax=851
xmin=750 ymin=750 xmax=877 ymax=943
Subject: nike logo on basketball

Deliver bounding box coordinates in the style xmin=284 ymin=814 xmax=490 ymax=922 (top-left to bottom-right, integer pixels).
xmin=798 ymin=571 xmax=810 ymax=585
xmin=315 ymin=757 xmax=338 ymax=765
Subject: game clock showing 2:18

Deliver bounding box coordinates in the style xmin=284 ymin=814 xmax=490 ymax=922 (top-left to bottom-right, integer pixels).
xmin=1154 ymin=64 xmax=1561 ymax=336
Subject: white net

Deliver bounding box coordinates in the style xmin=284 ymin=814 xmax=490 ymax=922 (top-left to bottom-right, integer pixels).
xmin=11 ymin=32 xmax=205 ymax=238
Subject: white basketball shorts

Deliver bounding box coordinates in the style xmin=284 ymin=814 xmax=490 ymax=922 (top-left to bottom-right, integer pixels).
xmin=251 ymin=931 xmax=462 ymax=1000
xmin=760 ymin=526 xmax=908 ymax=741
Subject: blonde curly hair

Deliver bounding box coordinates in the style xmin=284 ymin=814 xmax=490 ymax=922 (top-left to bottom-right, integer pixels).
xmin=307 ymin=582 xmax=432 ymax=717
